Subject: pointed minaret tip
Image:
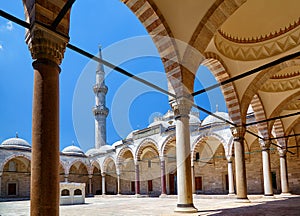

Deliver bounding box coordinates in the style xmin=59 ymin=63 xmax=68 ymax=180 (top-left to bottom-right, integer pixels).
xmin=16 ymin=132 xmax=18 ymax=138
xmin=216 ymin=104 xmax=219 ymax=112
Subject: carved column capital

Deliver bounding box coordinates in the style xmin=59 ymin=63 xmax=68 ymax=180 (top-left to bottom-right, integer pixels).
xmin=25 ymin=23 xmax=69 ymax=65
xmin=259 ymin=139 xmax=271 ymax=150
xmin=230 ymin=126 xmax=245 ymax=141
xmin=278 ymin=148 xmax=287 ymax=157
xmin=170 ymin=95 xmax=193 ymax=118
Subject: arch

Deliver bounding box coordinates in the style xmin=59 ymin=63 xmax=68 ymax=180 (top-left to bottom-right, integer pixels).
xmin=160 ymin=134 xmax=176 ymax=157
xmin=117 ymin=147 xmax=135 ymax=165
xmin=189 ymin=0 xmax=246 ymax=53
xmin=122 ymin=0 xmax=184 ymax=96
xmin=285 ymin=118 xmax=300 ymax=136
xmin=201 ymin=57 xmax=242 ymax=126
xmin=268 ymin=93 xmax=300 ymax=131
xmin=61 ymin=189 xmax=70 ymax=196
xmin=272 ymin=119 xmax=286 ymax=147
xmin=102 ymin=157 xmax=117 ymax=174
xmin=240 ymin=58 xmax=300 ymax=121
xmin=136 ymin=138 xmax=159 ymax=161
xmin=74 ymin=189 xmax=82 ymax=196
xmin=192 ymin=132 xmax=227 ymax=155
xmin=66 ymin=159 xmax=89 ymax=175
xmin=250 ymin=94 xmax=269 ymax=139
xmin=0 ymin=154 xmax=31 ymax=172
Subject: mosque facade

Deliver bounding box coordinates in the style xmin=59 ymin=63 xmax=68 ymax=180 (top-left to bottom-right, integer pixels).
xmin=0 ymin=53 xmax=299 ymax=199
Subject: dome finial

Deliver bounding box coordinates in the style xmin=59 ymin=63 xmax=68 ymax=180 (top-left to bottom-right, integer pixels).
xmin=16 ymin=132 xmax=18 ymax=138
xmin=216 ymin=104 xmax=219 ymax=112
xmin=72 ymin=140 xmax=75 ymax=146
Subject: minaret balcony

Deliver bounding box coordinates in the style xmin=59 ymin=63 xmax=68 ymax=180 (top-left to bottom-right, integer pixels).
xmin=93 ymin=105 xmax=109 ymax=116
xmin=93 ymin=84 xmax=108 ymax=94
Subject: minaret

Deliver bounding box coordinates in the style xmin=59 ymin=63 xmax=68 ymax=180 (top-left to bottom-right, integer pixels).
xmin=93 ymin=46 xmax=109 ymax=149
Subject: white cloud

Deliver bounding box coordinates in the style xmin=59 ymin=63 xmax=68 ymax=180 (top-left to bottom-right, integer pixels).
xmin=0 ymin=44 xmax=3 ymax=51
xmin=6 ymin=21 xmax=13 ymax=31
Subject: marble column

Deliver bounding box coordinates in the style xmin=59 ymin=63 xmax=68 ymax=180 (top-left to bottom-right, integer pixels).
xmin=171 ymin=97 xmax=197 ymax=213
xmin=0 ymin=172 xmax=2 ymax=197
xmin=102 ymin=173 xmax=106 ymax=195
xmin=279 ymin=150 xmax=290 ymax=195
xmin=191 ymin=165 xmax=196 ymax=194
xmin=261 ymin=141 xmax=273 ymax=196
xmin=64 ymin=174 xmax=69 ymax=183
xmin=160 ymin=157 xmax=167 ymax=196
xmin=227 ymin=159 xmax=235 ymax=195
xmin=135 ymin=163 xmax=140 ymax=195
xmin=232 ymin=128 xmax=248 ymax=200
xmin=26 ymin=23 xmax=69 ymax=216
xmin=117 ymin=174 xmax=121 ymax=195
xmin=88 ymin=175 xmax=93 ymax=195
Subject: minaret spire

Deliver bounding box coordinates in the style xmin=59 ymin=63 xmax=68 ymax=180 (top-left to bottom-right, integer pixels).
xmin=93 ymin=46 xmax=109 ymax=149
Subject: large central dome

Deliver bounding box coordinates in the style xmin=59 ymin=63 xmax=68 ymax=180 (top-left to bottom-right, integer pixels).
xmin=1 ymin=136 xmax=31 ymax=150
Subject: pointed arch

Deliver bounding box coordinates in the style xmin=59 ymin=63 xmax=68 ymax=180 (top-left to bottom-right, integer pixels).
xmin=250 ymin=94 xmax=269 ymax=139
xmin=0 ymin=154 xmax=31 ymax=172
xmin=201 ymin=57 xmax=242 ymax=126
xmin=135 ymin=138 xmax=159 ymax=161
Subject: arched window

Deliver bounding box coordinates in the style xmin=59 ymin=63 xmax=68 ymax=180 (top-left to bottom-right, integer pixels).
xmin=61 ymin=189 xmax=70 ymax=196
xmin=74 ymin=189 xmax=82 ymax=195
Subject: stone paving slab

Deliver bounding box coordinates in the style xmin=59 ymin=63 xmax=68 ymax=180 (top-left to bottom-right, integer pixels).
xmin=0 ymin=195 xmax=300 ymax=216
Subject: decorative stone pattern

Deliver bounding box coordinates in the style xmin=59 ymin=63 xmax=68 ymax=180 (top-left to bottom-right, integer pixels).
xmin=215 ymin=24 xmax=300 ymax=61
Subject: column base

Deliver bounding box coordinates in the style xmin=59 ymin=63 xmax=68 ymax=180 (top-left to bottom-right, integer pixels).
xmin=280 ymin=192 xmax=292 ymax=197
xmin=228 ymin=193 xmax=236 ymax=197
xmin=263 ymin=194 xmax=275 ymax=198
xmin=174 ymin=204 xmax=198 ymax=213
xmin=159 ymin=194 xmax=167 ymax=198
xmin=235 ymin=198 xmax=250 ymax=203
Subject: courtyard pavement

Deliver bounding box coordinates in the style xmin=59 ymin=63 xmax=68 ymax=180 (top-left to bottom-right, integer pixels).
xmin=0 ymin=195 xmax=300 ymax=216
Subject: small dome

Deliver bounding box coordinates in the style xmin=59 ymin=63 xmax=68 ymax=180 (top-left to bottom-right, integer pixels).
xmin=99 ymin=145 xmax=114 ymax=153
xmin=112 ymin=140 xmax=123 ymax=148
xmin=62 ymin=145 xmax=85 ymax=156
xmin=85 ymin=148 xmax=101 ymax=157
xmin=1 ymin=137 xmax=31 ymax=150
xmin=189 ymin=114 xmax=201 ymax=124
xmin=148 ymin=120 xmax=170 ymax=128
xmin=202 ymin=111 xmax=230 ymax=126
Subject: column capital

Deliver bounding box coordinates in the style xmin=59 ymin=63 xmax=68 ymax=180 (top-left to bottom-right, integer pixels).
xmin=259 ymin=139 xmax=271 ymax=150
xmin=230 ymin=126 xmax=245 ymax=140
xmin=278 ymin=149 xmax=287 ymax=157
xmin=101 ymin=172 xmax=106 ymax=176
xmin=170 ymin=95 xmax=193 ymax=118
xmin=25 ymin=23 xmax=69 ymax=65
xmin=88 ymin=175 xmax=93 ymax=179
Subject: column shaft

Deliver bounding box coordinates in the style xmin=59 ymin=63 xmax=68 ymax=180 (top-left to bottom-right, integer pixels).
xmin=280 ymin=155 xmax=289 ymax=194
xmin=234 ymin=137 xmax=248 ymax=199
xmin=88 ymin=177 xmax=93 ymax=195
xmin=191 ymin=166 xmax=195 ymax=194
xmin=227 ymin=161 xmax=235 ymax=195
xmin=30 ymin=59 xmax=60 ymax=216
xmin=102 ymin=174 xmax=106 ymax=195
xmin=175 ymin=114 xmax=197 ymax=212
xmin=117 ymin=174 xmax=121 ymax=195
xmin=160 ymin=160 xmax=167 ymax=195
xmin=262 ymin=148 xmax=273 ymax=196
xmin=135 ymin=164 xmax=140 ymax=195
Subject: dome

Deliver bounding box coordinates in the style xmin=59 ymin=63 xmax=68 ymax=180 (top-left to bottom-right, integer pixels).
xmin=148 ymin=120 xmax=170 ymax=128
xmin=189 ymin=114 xmax=201 ymax=124
xmin=85 ymin=148 xmax=102 ymax=157
xmin=99 ymin=145 xmax=114 ymax=153
xmin=62 ymin=145 xmax=85 ymax=156
xmin=112 ymin=140 xmax=123 ymax=148
xmin=201 ymin=111 xmax=230 ymax=126
xmin=1 ymin=136 xmax=31 ymax=150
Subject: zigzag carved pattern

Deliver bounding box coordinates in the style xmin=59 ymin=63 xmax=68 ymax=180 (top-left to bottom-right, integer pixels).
xmin=215 ymin=25 xmax=300 ymax=61
xmin=261 ymin=77 xmax=300 ymax=92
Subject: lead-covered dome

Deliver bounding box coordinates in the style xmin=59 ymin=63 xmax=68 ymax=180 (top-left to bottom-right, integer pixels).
xmin=62 ymin=145 xmax=85 ymax=156
xmin=1 ymin=136 xmax=31 ymax=150
xmin=201 ymin=111 xmax=230 ymax=126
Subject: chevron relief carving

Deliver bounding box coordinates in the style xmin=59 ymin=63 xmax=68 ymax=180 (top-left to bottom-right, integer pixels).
xmin=285 ymin=100 xmax=300 ymax=110
xmin=215 ymin=25 xmax=300 ymax=61
xmin=261 ymin=77 xmax=300 ymax=92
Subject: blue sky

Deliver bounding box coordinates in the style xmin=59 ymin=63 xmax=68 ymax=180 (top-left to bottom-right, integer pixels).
xmin=0 ymin=0 xmax=226 ymax=152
